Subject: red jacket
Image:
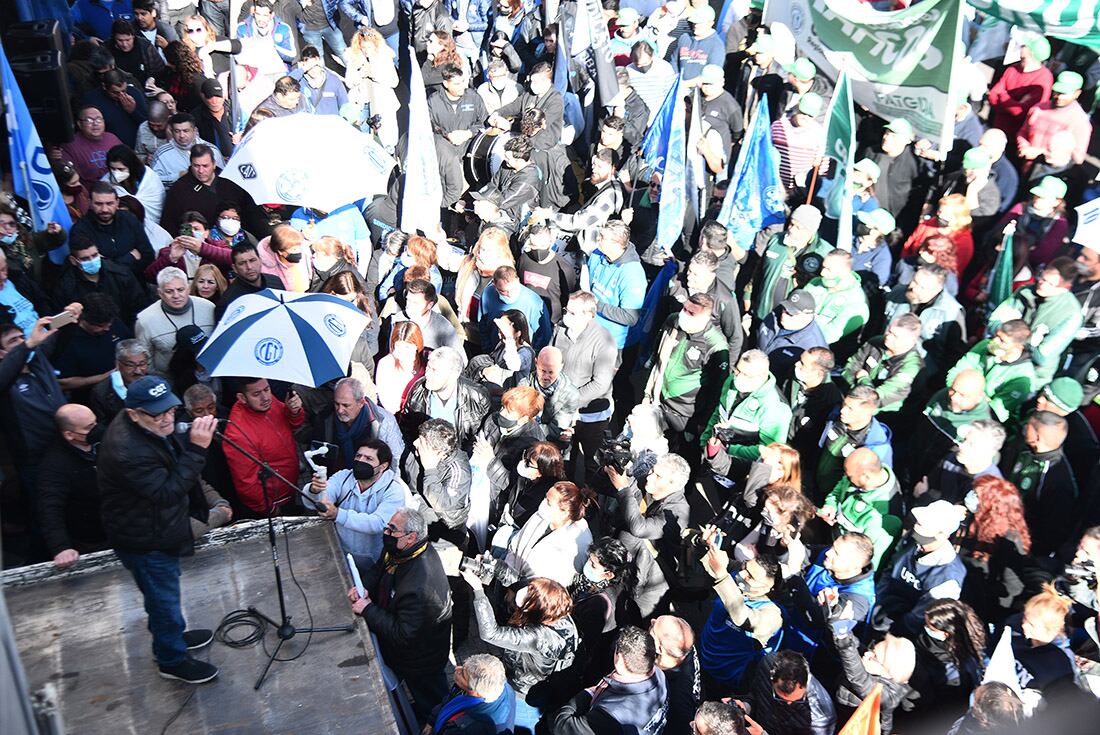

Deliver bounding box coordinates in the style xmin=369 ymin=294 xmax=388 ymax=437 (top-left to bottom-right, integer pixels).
xmin=988 ymin=63 xmax=1053 ymax=142
xmin=224 ymin=396 xmax=305 ymax=514
xmin=144 ymin=239 xmax=233 ymax=283
xmin=900 ymin=219 xmax=975 ymax=277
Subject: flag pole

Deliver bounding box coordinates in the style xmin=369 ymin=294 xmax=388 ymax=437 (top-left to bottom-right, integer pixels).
xmin=16 ymin=162 xmax=42 ymax=231
xmin=805 ymin=164 xmax=820 ymax=205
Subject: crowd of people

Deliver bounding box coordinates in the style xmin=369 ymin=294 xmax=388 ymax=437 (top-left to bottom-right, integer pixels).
xmin=3 ymin=0 xmax=1100 ymax=733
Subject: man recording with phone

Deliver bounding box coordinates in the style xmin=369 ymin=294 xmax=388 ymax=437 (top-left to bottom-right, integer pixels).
xmin=303 ymin=438 xmax=412 ymax=572
xmin=97 ymin=376 xmax=221 ymax=684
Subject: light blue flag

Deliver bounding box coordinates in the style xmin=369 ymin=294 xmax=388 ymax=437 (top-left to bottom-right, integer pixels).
xmin=656 ymin=82 xmax=688 ymax=255
xmin=2 ymin=41 xmax=72 ymax=264
xmin=400 ymin=45 xmax=443 ymax=236
xmin=717 ymin=94 xmax=785 ymax=250
xmin=639 ymin=77 xmax=683 ymax=175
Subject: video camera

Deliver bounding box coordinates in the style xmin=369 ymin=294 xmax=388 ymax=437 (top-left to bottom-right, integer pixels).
xmin=595 ymin=431 xmax=633 ymax=474
xmin=460 ymin=551 xmax=521 ymax=587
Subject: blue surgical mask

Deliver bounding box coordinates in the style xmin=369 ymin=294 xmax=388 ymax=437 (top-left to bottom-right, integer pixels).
xmin=80 ymin=256 xmax=102 ymax=275
xmin=0 ymin=232 xmax=17 ymax=245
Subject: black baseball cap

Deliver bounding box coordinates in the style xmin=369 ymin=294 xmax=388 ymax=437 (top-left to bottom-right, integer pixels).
xmin=779 ymin=289 xmax=816 ymax=315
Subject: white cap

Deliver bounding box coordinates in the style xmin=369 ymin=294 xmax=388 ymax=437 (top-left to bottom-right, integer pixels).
xmin=911 ymin=500 xmax=967 ymax=537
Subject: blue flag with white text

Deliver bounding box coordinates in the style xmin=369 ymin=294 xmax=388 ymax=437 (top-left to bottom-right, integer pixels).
xmin=656 ymin=82 xmax=688 ymax=255
xmin=717 ymin=94 xmax=784 ymax=250
xmin=639 ymin=77 xmax=683 ymax=176
xmin=2 ymin=41 xmax=72 ymax=264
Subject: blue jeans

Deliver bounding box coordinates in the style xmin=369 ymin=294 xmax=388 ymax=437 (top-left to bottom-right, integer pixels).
xmin=116 ymin=550 xmax=188 ymax=667
xmin=301 ymin=26 xmax=348 ymax=60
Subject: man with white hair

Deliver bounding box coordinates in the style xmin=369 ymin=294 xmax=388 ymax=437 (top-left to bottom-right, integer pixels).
xmin=350 ymin=507 xmax=453 ymax=724
xmin=134 ymin=266 xmax=216 ymax=373
xmin=978 ymin=128 xmax=1018 ymax=213
xmin=914 ymin=418 xmax=1005 ymax=506
xmin=302 ymin=377 xmax=404 ymax=470
xmin=428 ymin=653 xmax=515 ymax=733
xmin=609 ymin=452 xmax=692 ymax=619
xmin=402 ymin=346 xmax=491 ymax=450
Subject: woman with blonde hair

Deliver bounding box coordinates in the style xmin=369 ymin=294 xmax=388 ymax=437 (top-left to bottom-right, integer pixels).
xmin=190 ymin=263 xmax=228 ymax=303
xmin=345 ymin=27 xmax=399 ymax=149
xmin=454 ymin=227 xmax=514 ymax=345
xmin=308 ymin=235 xmax=364 ymax=293
xmin=1001 ymin=584 xmax=1076 ymax=695
xmin=901 ymin=193 xmax=975 ymax=275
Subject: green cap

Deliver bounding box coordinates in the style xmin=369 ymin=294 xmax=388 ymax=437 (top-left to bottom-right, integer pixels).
xmin=785 ymin=57 xmax=817 ymax=82
xmin=797 ymin=92 xmax=823 ymax=117
xmin=853 ymin=158 xmax=881 ymax=180
xmin=749 ymin=0 xmax=765 ymax=8
xmin=1022 ymin=35 xmax=1051 ymax=62
xmin=857 ymin=208 xmax=896 ymax=235
xmin=1030 ymin=176 xmax=1068 ymax=200
xmin=962 ymin=147 xmax=990 ymax=169
xmin=884 ymin=118 xmax=914 ymax=141
xmin=1053 ymin=71 xmax=1084 ymax=95
xmin=1042 ymin=377 xmax=1084 ymax=412
xmin=748 ymin=34 xmax=774 ymax=56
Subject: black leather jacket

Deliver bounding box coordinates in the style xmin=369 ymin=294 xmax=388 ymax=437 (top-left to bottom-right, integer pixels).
xmin=402 ymin=376 xmax=491 ymax=450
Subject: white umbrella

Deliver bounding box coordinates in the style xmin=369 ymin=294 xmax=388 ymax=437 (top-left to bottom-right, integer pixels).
xmin=197 ymin=289 xmax=369 ymax=387
xmin=222 ymin=115 xmax=396 ymax=211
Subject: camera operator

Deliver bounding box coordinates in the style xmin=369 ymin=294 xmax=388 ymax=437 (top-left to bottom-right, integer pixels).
xmin=608 ymin=453 xmax=691 ymax=621
xmin=1061 ymin=526 xmax=1100 ymax=619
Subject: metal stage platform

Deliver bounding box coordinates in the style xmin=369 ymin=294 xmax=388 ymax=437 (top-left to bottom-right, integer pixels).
xmin=3 ymin=519 xmax=399 ymax=734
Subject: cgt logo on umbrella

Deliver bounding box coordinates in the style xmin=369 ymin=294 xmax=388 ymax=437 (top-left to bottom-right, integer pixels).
xmin=255 ymin=337 xmax=284 ymax=366
xmin=323 ymin=313 xmax=346 ymax=337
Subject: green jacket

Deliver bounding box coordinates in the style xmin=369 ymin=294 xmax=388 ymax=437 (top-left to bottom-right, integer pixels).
xmin=702 ymin=372 xmax=792 ymax=462
xmin=989 ymin=286 xmax=1083 ymax=383
xmin=651 ymin=318 xmax=730 ymax=433
xmin=841 ymin=338 xmax=924 ymax=413
xmin=947 ymin=341 xmax=1038 ymax=423
xmin=753 ymin=232 xmax=832 ymax=320
xmin=804 ymin=272 xmax=870 ymax=345
xmin=822 ymin=468 xmax=902 ymax=569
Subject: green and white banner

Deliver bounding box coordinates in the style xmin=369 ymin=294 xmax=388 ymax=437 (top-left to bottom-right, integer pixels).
xmin=765 ymin=0 xmax=964 ymax=153
xmin=968 ymin=0 xmax=1100 ymax=51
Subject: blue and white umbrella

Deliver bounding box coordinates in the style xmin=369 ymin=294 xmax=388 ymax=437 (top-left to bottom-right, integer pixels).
xmin=197 ymin=290 xmax=369 ymax=387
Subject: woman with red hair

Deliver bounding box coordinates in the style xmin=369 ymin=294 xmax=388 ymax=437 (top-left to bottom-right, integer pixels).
xmin=892 ymin=234 xmax=961 ymax=296
xmin=959 ymin=475 xmax=1032 ymax=622
xmin=900 ymin=194 xmax=975 ymax=276
xmin=374 ymin=321 xmax=425 ymax=413
xmin=473 ymin=386 xmax=547 ymax=526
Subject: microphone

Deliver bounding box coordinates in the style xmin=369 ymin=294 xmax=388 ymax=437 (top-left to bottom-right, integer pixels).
xmin=175 ymin=418 xmax=229 ymax=433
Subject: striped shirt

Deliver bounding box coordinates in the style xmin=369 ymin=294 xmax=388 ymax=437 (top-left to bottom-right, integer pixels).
xmin=770 ymin=116 xmax=824 ymax=192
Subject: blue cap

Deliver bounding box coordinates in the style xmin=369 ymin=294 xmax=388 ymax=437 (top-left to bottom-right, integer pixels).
xmin=125 ymin=376 xmax=182 ymax=414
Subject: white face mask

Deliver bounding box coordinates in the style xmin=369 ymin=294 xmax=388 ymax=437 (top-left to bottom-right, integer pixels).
xmin=110 ymin=168 xmax=129 ymax=183
xmin=400 ymin=251 xmax=416 ymax=268
xmin=793 ymin=364 xmax=808 ymax=385
xmin=582 ymin=560 xmax=605 ymax=583
xmin=924 ymin=626 xmax=949 ymax=641
xmin=517 ymin=463 xmax=538 ymax=480
xmin=218 ymin=218 xmax=241 ymax=236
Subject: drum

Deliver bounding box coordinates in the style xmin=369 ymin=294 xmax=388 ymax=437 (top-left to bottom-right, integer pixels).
xmin=463 ymin=130 xmax=514 ymax=190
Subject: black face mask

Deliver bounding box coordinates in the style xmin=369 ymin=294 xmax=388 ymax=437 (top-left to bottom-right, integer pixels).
xmin=911 ymin=531 xmax=937 ymax=546
xmin=284 ymin=251 xmax=303 ymax=264
xmin=85 ymin=423 xmax=107 ymax=446
xmin=495 ymin=412 xmax=519 ymax=429
xmin=382 ymin=533 xmax=399 ymax=554
xmin=352 ymin=460 xmax=377 ymax=481
xmin=855 ymin=222 xmax=872 ymax=237
xmin=527 ymin=246 xmax=551 ymax=261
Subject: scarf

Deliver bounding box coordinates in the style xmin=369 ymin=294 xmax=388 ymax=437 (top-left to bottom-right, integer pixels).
xmin=334 ymin=402 xmax=374 ymax=465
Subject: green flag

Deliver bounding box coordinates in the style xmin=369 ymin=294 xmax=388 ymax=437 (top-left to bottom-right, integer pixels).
xmin=989 ymin=231 xmax=1015 ymax=309
xmin=766 ymin=0 xmax=964 ymax=151
xmin=824 ymin=68 xmax=855 ymax=252
xmin=969 ymin=0 xmax=1100 ymax=51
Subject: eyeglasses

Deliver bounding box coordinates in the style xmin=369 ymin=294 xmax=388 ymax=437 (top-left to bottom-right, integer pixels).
xmin=80 ymin=117 xmax=105 ymax=123
xmin=383 ymin=524 xmax=408 ymax=536
xmin=138 ymin=407 xmax=175 ymax=420
xmin=186 ymin=27 xmax=205 ymax=34
xmin=119 ymin=359 xmax=149 ymax=370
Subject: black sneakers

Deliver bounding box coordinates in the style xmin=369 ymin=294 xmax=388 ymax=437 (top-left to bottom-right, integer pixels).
xmin=158 ymin=657 xmax=219 ymax=684
xmin=183 ymin=629 xmax=214 ymax=650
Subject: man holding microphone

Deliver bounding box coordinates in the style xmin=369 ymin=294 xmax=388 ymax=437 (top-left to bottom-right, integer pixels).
xmin=97 ymin=376 xmax=221 ymax=684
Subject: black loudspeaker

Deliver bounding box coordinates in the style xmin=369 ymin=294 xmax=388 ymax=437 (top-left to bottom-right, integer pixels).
xmin=3 ymin=20 xmax=73 ymax=145
xmin=3 ymin=20 xmax=64 ymax=57
xmin=8 ymin=51 xmax=74 ymax=145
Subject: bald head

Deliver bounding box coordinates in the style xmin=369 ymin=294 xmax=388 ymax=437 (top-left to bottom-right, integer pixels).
xmin=948 ymin=369 xmax=986 ymax=412
xmin=844 ymin=447 xmax=887 ymax=489
xmin=56 ymin=403 xmax=96 ymax=448
xmin=535 ymin=346 xmax=563 ymax=388
xmin=650 ymin=615 xmax=694 ymax=668
xmin=147 ymin=99 xmax=170 ymax=123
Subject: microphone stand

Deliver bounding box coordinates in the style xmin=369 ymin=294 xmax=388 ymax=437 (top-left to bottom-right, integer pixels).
xmin=217 ymin=429 xmax=354 ymax=690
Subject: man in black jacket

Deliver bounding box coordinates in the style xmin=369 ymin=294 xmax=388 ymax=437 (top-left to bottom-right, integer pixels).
xmin=214 ymin=242 xmax=283 ymax=319
xmin=402 ymin=346 xmax=491 ymax=451
xmin=55 ymin=239 xmax=151 ymax=329
xmin=97 ymin=376 xmax=220 ymax=684
xmin=781 ymin=347 xmax=842 ymax=472
xmin=352 ymin=507 xmax=453 ymax=724
xmin=38 ymin=404 xmax=107 ymax=569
